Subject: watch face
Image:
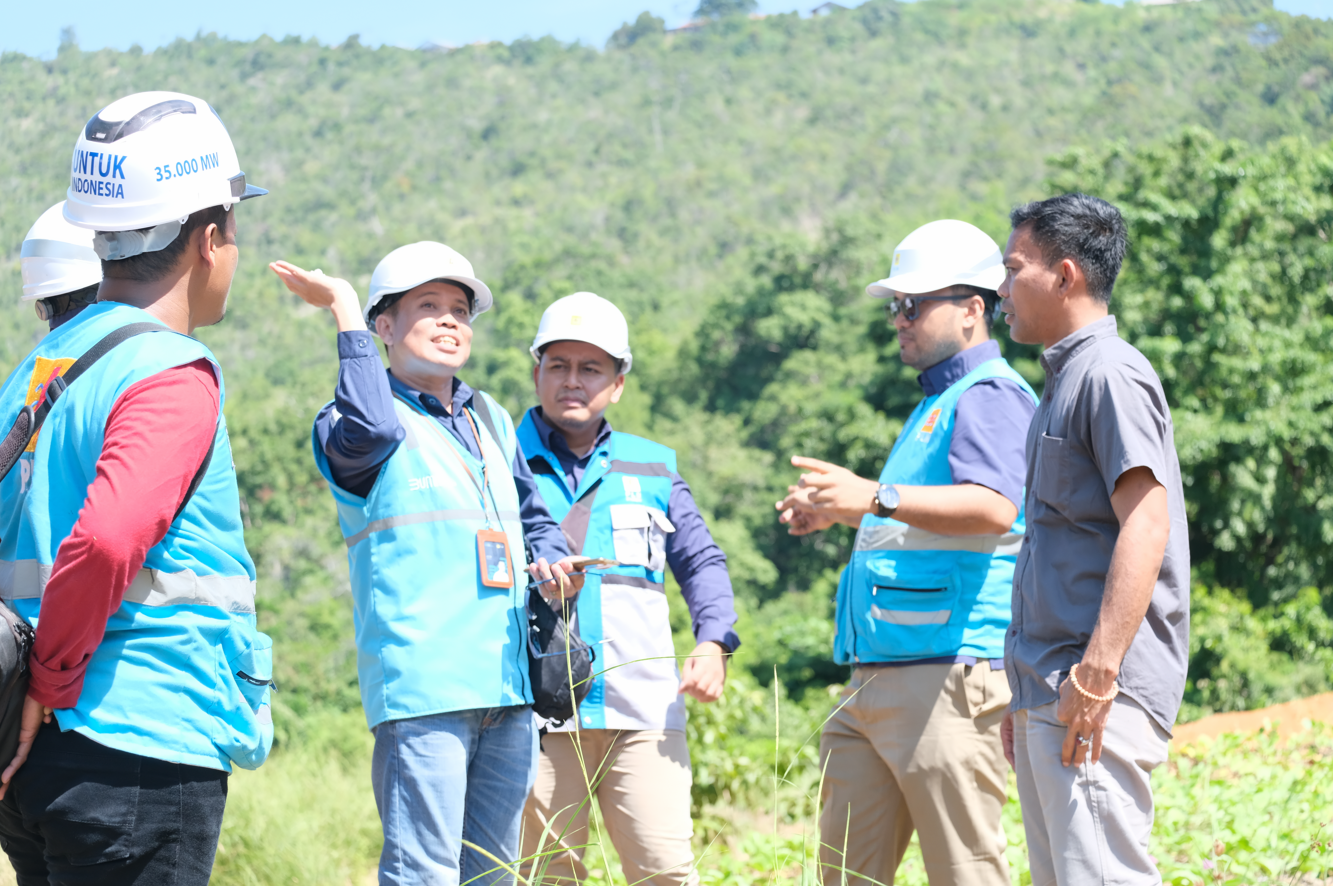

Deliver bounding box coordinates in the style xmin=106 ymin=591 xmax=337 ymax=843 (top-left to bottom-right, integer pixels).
xmin=878 ymin=485 xmax=899 ymax=512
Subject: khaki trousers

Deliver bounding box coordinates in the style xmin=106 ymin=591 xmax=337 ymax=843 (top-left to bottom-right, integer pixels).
xmin=521 ymin=729 xmax=698 ymax=886
xmin=818 ymin=662 xmax=1011 ymax=886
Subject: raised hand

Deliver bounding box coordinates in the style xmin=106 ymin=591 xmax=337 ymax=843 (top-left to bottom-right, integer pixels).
xmin=269 ymin=261 xmax=367 ymax=331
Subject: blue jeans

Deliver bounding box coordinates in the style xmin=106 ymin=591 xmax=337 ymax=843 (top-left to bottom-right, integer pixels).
xmin=372 ymin=706 xmax=538 ymax=886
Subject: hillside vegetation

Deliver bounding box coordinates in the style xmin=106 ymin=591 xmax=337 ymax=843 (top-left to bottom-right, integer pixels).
xmin=2 ymin=0 xmax=1333 ymax=881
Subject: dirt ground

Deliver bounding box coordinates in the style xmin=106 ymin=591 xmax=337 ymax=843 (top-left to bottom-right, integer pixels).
xmin=1173 ymin=691 xmax=1333 ymax=744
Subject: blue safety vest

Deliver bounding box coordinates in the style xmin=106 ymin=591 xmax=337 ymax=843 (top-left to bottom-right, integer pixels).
xmin=516 ymin=411 xmax=683 ymax=732
xmin=314 ymin=390 xmax=531 ymax=728
xmin=834 ymin=357 xmax=1037 ymax=665
xmin=0 ymin=302 xmax=271 ymax=772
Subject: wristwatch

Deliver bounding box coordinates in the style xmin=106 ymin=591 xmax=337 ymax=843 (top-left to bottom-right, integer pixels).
xmin=873 ymin=483 xmax=900 ymax=518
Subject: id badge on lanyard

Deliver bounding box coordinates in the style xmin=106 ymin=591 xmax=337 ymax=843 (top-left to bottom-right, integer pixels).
xmin=461 ymin=407 xmax=514 ymax=589
xmin=477 ymin=528 xmax=514 ymax=589
xmin=402 ymin=395 xmax=516 ymax=590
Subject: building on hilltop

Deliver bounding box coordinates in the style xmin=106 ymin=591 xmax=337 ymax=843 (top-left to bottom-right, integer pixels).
xmin=665 ymin=19 xmax=708 ymax=34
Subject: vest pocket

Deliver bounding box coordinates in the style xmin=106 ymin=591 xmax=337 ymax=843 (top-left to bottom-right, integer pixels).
xmin=229 ymin=634 xmax=274 ymax=715
xmin=855 ymin=563 xmax=962 ymax=659
xmin=214 ymin=629 xmax=275 ymax=770
xmin=609 ymin=504 xmax=675 ymax=572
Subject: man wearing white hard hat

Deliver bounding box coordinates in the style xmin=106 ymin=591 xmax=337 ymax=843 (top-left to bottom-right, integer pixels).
xmin=0 ymin=92 xmax=270 ymax=885
xmin=516 ymin=293 xmax=739 ymax=886
xmin=20 ymin=201 xmax=103 ymax=329
xmin=270 ymin=243 xmax=584 ymax=886
xmin=776 ymin=220 xmax=1037 ymax=886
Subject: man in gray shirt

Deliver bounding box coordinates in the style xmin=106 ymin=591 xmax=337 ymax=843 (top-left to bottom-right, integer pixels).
xmin=998 ymin=193 xmax=1189 ymax=885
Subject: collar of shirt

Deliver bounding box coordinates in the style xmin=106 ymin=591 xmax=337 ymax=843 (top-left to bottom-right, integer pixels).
xmin=917 ymin=339 xmax=1002 ymax=396
xmin=1039 ymin=314 xmax=1118 ymax=378
xmin=387 ymin=372 xmax=473 ymax=419
xmin=530 ymin=408 xmax=612 ymax=480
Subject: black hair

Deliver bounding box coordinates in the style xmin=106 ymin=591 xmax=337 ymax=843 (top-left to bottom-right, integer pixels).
xmin=1009 ymin=193 xmax=1128 ymax=304
xmin=101 ymin=204 xmax=233 ymax=283
xmin=950 ymin=284 xmax=1001 ymax=326
xmin=368 ymin=278 xmax=475 ymax=326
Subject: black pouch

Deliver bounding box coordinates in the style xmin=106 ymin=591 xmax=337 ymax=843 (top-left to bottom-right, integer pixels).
xmin=526 ymin=585 xmax=594 ymax=725
xmin=0 ymin=604 xmax=34 ymax=766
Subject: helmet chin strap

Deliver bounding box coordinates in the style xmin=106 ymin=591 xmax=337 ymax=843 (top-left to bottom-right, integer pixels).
xmin=92 ymin=217 xmax=185 ymax=261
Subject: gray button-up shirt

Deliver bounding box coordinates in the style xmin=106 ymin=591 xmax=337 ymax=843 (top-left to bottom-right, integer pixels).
xmin=1006 ymin=315 xmax=1190 ymax=733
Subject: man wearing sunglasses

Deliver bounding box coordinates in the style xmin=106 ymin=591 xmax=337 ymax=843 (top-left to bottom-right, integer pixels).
xmin=776 ymin=219 xmax=1037 ymax=886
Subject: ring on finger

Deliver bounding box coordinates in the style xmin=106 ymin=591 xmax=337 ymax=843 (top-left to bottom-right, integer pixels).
xmin=1075 ymin=735 xmax=1089 ymax=746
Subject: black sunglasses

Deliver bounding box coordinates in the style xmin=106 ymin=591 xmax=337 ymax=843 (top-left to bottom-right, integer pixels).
xmin=885 ymin=294 xmax=975 ymax=323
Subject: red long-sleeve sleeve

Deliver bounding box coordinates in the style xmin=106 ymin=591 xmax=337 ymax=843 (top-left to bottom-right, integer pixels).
xmin=27 ymin=359 xmax=221 ymax=709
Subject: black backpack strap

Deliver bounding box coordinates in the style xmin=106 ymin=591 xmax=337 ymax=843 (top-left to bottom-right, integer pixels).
xmin=172 ymin=436 xmax=216 ymax=523
xmin=0 ymin=322 xmax=169 ymax=484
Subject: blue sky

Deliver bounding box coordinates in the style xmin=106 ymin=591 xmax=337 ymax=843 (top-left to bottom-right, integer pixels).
xmin=3 ymin=0 xmax=1328 ymax=59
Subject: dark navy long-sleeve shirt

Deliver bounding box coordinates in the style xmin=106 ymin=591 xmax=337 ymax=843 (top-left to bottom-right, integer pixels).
xmin=313 ymin=330 xmax=570 ymax=567
xmin=918 ymin=339 xmax=1037 ymax=510
xmin=526 ymin=408 xmax=741 ymax=653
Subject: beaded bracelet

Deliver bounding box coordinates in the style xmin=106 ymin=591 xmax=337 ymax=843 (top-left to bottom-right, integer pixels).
xmin=1070 ymin=663 xmax=1119 ymax=703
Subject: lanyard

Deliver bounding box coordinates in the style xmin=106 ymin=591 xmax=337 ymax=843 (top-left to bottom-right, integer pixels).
xmin=395 ymin=394 xmax=503 ymax=529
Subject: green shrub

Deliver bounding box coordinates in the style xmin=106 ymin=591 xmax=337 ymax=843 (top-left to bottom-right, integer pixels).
xmin=1183 ymin=585 xmax=1333 ymax=722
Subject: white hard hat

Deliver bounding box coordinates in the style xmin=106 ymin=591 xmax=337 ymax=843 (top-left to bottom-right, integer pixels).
xmin=866 ymin=219 xmax=1004 ymax=299
xmin=364 ymin=241 xmax=494 ymax=328
xmin=529 ymin=292 xmax=633 ymax=374
xmin=64 ymin=91 xmax=267 ymax=259
xmin=21 ymin=201 xmax=103 ymax=301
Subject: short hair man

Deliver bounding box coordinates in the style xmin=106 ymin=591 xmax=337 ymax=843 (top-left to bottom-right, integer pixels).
xmin=517 ymin=292 xmax=740 ymax=886
xmin=777 ymin=219 xmax=1037 ymax=886
xmin=20 ymin=201 xmax=103 ymax=330
xmin=0 ymin=92 xmax=272 ymax=885
xmin=271 ymin=244 xmax=584 ymax=886
xmin=998 ymin=193 xmax=1188 ymax=885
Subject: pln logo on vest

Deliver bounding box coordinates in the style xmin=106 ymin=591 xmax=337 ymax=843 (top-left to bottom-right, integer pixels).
xmin=915 ymin=408 xmax=942 ymax=443
xmin=622 ymin=476 xmax=642 ymax=502
xmin=24 ymin=357 xmax=76 ymax=453
xmin=408 ymin=473 xmax=455 ymax=492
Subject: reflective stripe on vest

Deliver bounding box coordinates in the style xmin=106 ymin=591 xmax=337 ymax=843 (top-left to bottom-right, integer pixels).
xmin=836 ymin=357 xmax=1037 ymax=665
xmin=343 ymin=508 xmax=522 ymax=548
xmin=854 ymin=522 xmax=1025 ymax=557
xmin=0 ymin=560 xmax=256 ymax=611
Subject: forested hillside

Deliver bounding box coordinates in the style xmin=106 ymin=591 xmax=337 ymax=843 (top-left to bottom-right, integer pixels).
xmin=2 ymin=0 xmax=1333 ymax=735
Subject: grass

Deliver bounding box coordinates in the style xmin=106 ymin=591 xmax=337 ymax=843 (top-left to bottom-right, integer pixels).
xmin=211 ymin=710 xmax=382 ymax=886
xmin=690 ymin=726 xmax=1333 ymax=886
xmin=0 ymin=704 xmax=1325 ymax=884
xmin=220 ymin=705 xmax=1332 ymax=886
